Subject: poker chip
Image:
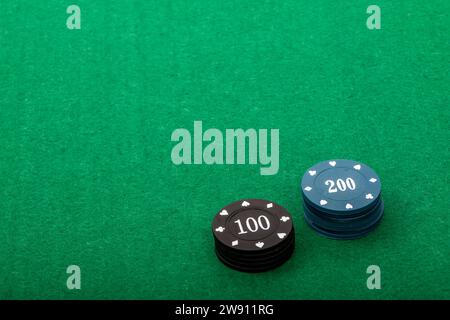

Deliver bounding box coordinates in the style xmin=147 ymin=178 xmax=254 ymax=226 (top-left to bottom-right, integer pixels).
xmin=301 ymin=160 xmax=384 ymax=239
xmin=212 ymin=199 xmax=295 ymax=272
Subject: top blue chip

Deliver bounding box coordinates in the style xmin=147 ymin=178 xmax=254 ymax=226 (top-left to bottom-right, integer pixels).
xmin=301 ymin=160 xmax=381 ymax=215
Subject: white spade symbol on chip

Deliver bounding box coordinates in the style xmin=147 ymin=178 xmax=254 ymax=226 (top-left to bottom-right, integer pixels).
xmin=255 ymin=242 xmax=264 ymax=248
xmin=242 ymin=201 xmax=250 ymax=207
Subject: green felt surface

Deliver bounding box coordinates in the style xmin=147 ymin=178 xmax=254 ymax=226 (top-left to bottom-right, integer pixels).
xmin=0 ymin=1 xmax=449 ymax=299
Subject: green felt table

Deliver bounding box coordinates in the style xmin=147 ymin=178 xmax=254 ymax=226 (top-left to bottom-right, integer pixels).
xmin=0 ymin=1 xmax=449 ymax=300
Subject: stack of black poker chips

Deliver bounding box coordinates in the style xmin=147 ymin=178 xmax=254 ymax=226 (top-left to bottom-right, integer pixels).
xmin=212 ymin=199 xmax=295 ymax=272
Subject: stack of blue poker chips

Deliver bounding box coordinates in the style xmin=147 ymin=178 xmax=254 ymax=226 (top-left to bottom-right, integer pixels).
xmin=300 ymin=160 xmax=384 ymax=240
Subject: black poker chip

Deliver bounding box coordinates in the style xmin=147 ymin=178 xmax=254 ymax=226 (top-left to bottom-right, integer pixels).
xmin=212 ymin=199 xmax=295 ymax=272
xmin=301 ymin=160 xmax=384 ymax=239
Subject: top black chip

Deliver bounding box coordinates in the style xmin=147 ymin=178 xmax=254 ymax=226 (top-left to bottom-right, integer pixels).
xmin=212 ymin=199 xmax=294 ymax=252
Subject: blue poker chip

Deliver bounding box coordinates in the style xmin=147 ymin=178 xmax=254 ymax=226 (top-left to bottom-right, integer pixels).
xmin=300 ymin=160 xmax=384 ymax=240
xmin=301 ymin=160 xmax=381 ymax=215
